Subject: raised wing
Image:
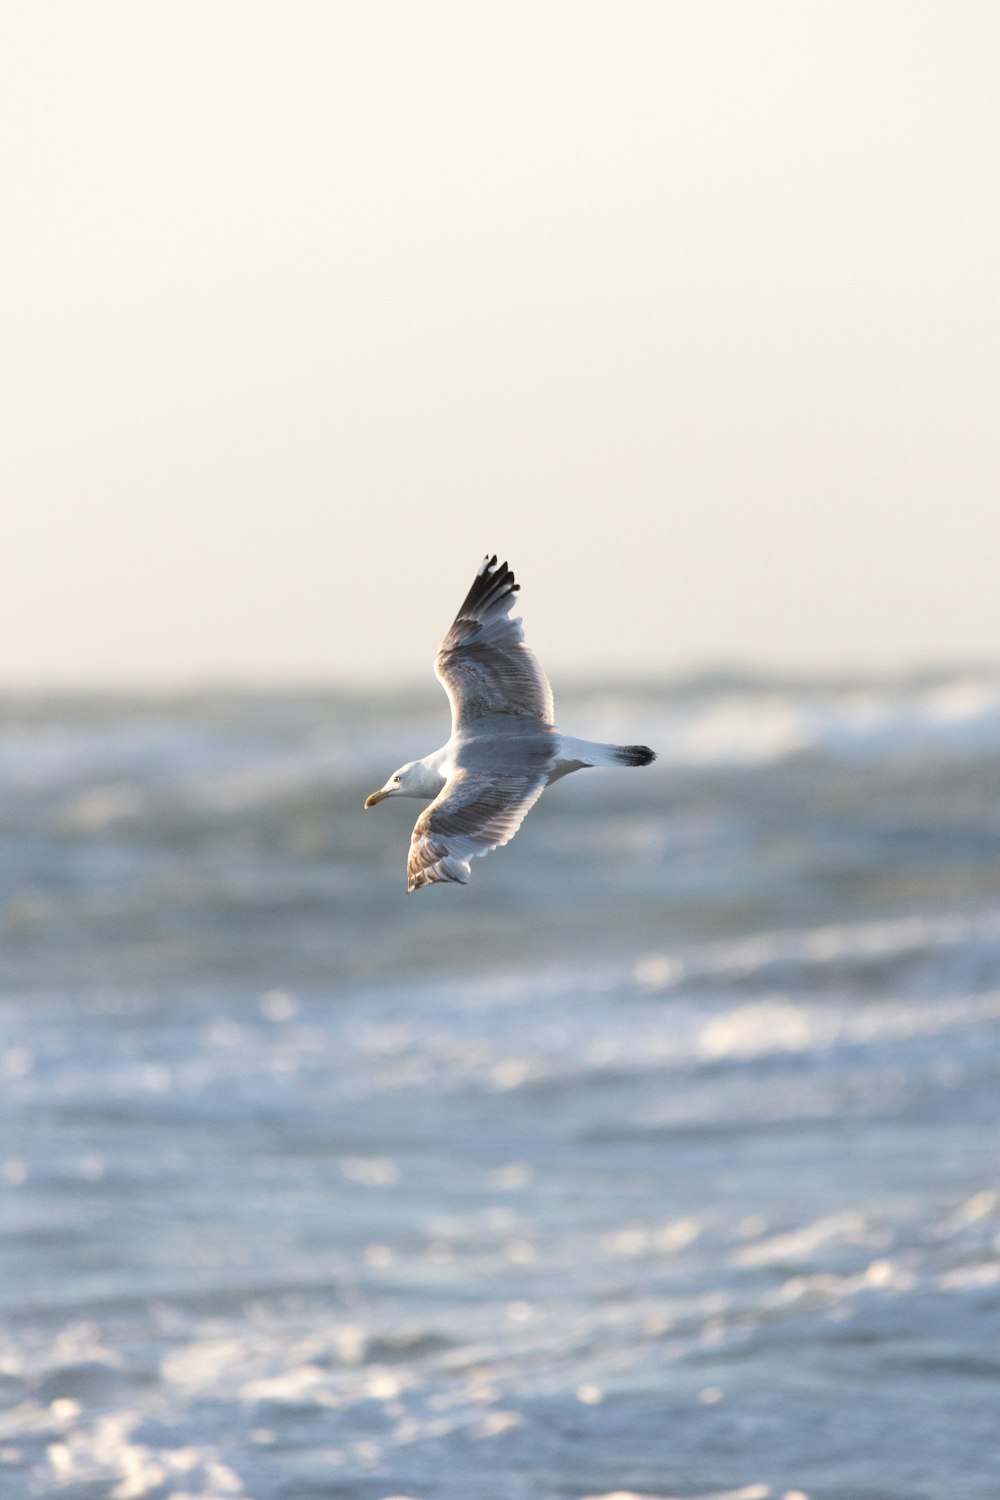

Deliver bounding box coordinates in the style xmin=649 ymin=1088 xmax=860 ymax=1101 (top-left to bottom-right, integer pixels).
xmin=435 ymin=556 xmax=555 ymax=732
xmin=407 ymin=770 xmax=547 ymax=891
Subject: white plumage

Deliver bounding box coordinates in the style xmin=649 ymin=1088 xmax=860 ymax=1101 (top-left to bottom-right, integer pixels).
xmin=364 ymin=556 xmax=656 ymax=891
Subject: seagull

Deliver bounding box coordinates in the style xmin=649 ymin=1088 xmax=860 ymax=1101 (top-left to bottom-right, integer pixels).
xmin=365 ymin=556 xmax=656 ymax=891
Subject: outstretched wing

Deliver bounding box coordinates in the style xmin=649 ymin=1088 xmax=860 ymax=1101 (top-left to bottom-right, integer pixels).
xmin=407 ymin=770 xmax=547 ymax=891
xmin=435 ymin=556 xmax=555 ymax=732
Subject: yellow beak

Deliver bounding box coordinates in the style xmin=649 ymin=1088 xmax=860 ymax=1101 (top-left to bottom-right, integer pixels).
xmin=364 ymin=789 xmax=391 ymax=808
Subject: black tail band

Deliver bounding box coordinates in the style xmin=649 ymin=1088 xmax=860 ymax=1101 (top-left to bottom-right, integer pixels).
xmin=615 ymin=744 xmax=656 ymax=767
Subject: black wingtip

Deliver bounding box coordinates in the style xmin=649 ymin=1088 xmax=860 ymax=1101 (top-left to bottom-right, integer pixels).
xmin=453 ymin=554 xmax=519 ymax=624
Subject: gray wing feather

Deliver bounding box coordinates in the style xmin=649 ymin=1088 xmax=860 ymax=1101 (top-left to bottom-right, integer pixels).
xmin=407 ymin=770 xmax=546 ymax=891
xmin=435 ymin=556 xmax=555 ymax=731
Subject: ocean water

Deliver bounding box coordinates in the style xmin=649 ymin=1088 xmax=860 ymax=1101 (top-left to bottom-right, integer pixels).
xmin=1 ymin=674 xmax=1000 ymax=1500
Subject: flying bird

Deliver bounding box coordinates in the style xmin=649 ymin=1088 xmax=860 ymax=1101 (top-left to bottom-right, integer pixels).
xmin=365 ymin=556 xmax=656 ymax=891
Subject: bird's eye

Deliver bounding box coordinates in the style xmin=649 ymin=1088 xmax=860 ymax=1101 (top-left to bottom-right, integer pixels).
xmin=393 ymin=775 xmax=401 ymax=783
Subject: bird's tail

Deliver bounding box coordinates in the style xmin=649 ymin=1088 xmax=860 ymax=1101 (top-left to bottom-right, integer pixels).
xmin=552 ymin=737 xmax=656 ymax=780
xmin=612 ymin=744 xmax=656 ymax=766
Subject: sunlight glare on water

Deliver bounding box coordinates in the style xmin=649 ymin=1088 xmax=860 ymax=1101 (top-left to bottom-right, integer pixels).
xmin=1 ymin=676 xmax=1000 ymax=1498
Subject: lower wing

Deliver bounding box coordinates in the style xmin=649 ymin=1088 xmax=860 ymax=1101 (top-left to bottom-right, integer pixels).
xmin=407 ymin=769 xmax=547 ymax=891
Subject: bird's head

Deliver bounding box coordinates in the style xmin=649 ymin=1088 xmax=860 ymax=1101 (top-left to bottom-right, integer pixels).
xmin=364 ymin=760 xmax=422 ymax=808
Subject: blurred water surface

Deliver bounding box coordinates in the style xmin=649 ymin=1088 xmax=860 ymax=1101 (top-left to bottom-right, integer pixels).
xmin=2 ymin=674 xmax=1000 ymax=1500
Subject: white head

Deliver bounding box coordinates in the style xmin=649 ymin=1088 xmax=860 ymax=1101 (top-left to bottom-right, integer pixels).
xmin=364 ymin=759 xmax=438 ymax=808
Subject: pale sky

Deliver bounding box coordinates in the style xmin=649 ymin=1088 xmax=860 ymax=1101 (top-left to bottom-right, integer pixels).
xmin=3 ymin=2 xmax=999 ymax=686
